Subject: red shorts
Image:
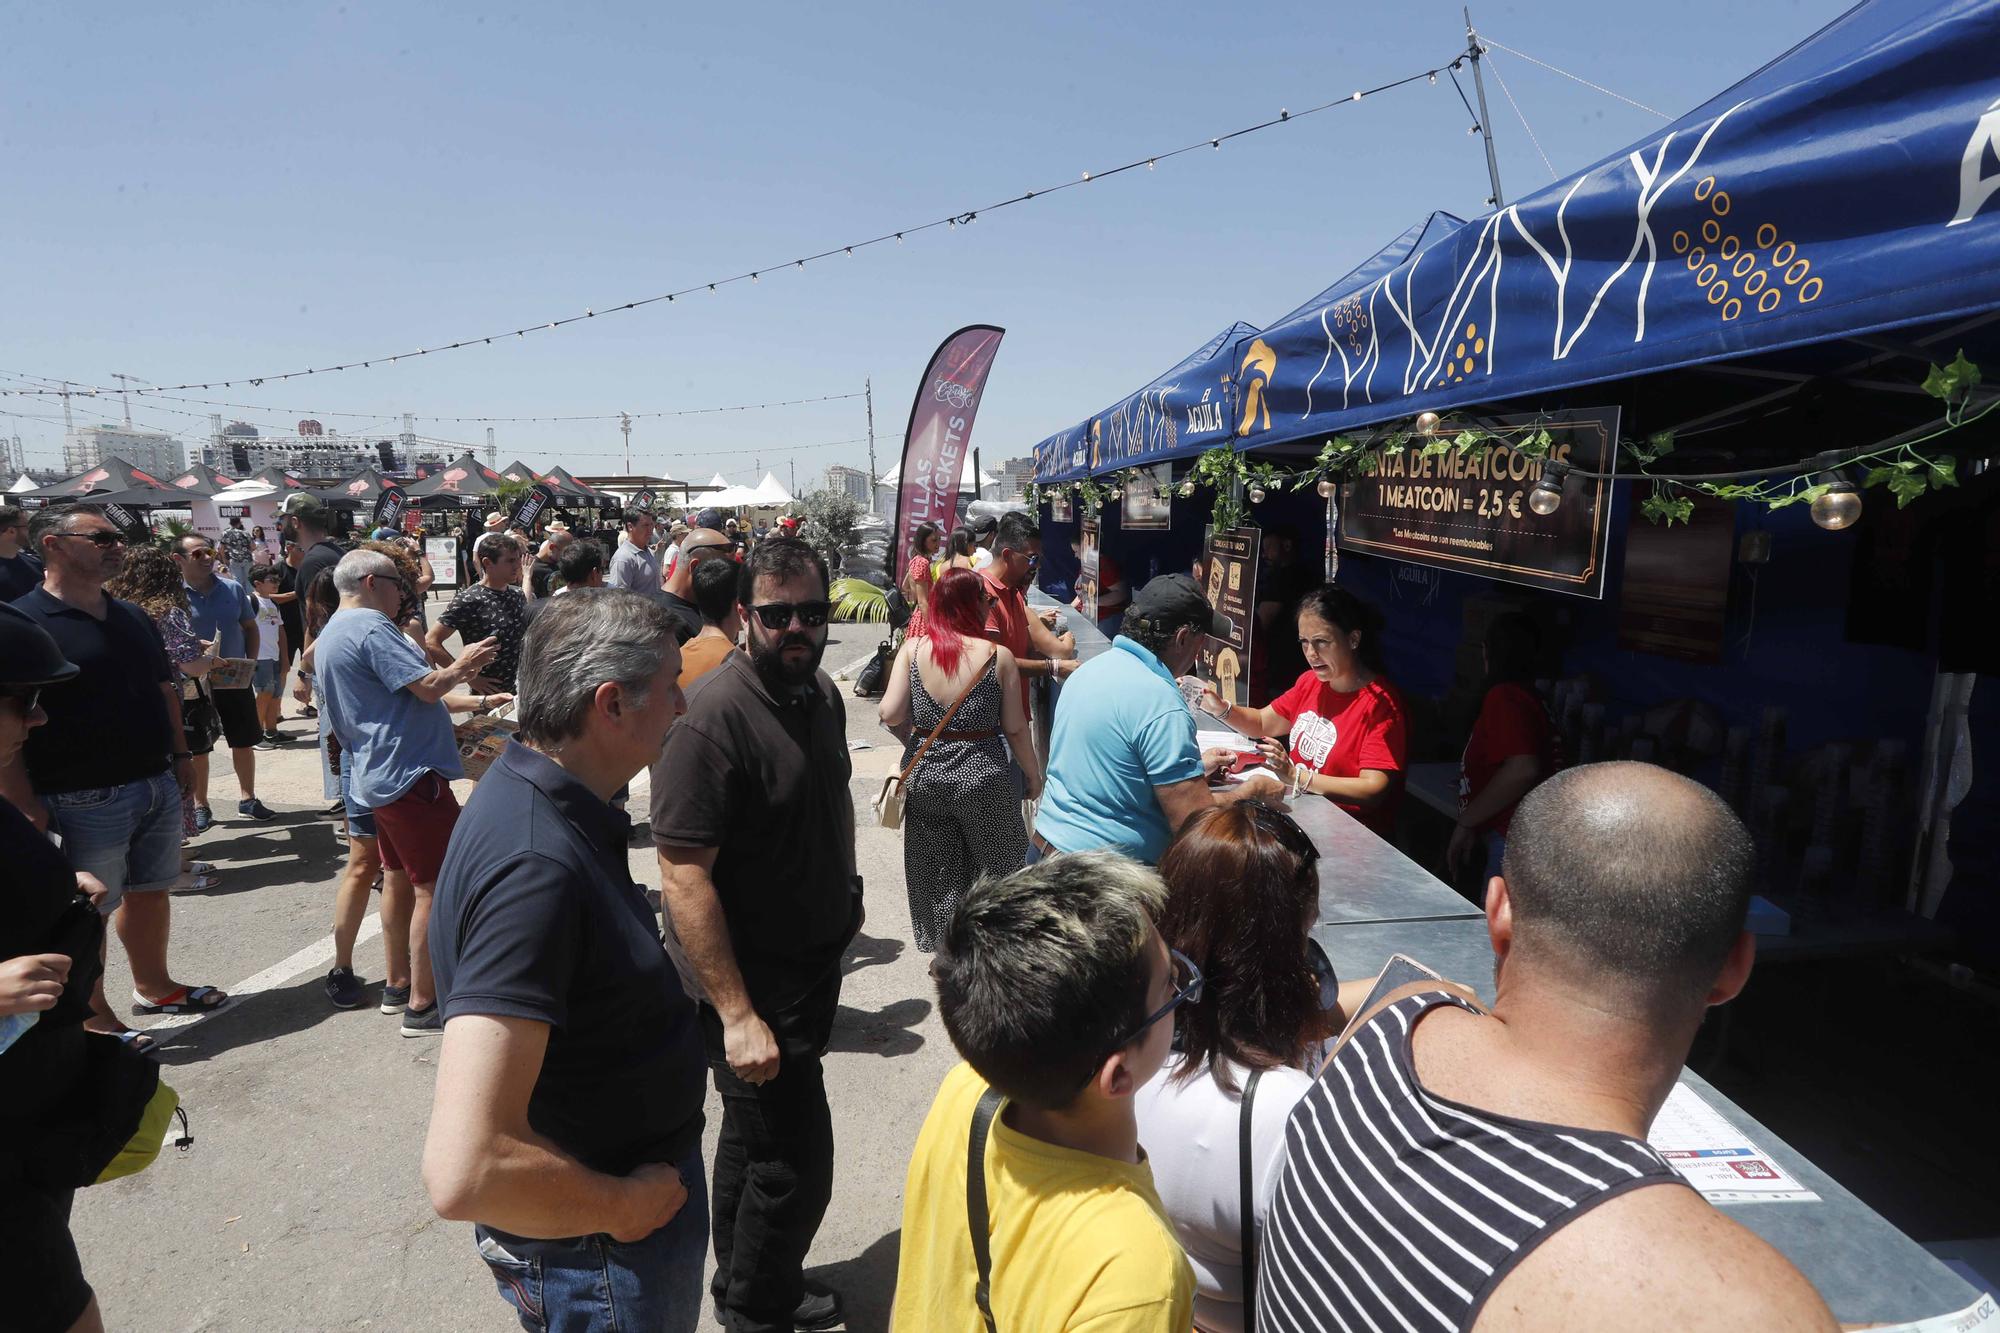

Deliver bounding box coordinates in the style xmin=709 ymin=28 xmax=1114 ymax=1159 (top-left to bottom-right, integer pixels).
xmin=371 ymin=770 xmax=460 ymax=886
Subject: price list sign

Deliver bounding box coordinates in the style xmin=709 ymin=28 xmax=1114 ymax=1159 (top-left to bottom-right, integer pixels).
xmin=1339 ymin=407 xmax=1619 ymax=599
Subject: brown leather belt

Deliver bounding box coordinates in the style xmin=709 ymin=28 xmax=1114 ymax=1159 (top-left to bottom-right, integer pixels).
xmin=935 ymin=729 xmax=999 ymax=743
xmin=1032 ymin=832 xmax=1056 ymax=856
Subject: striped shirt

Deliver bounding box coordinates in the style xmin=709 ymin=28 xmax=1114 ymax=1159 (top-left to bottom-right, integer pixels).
xmin=1256 ymin=989 xmax=1686 ymax=1332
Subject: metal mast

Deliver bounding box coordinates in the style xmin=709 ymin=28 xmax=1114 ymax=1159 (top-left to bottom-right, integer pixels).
xmin=865 ymin=378 xmax=877 ymax=514
xmin=1465 ymin=8 xmax=1506 ymax=209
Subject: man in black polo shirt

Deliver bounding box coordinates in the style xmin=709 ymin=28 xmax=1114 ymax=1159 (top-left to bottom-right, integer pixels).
xmin=653 ymin=536 xmax=858 ymax=1333
xmin=282 ymin=493 xmax=347 ymax=629
xmin=2 ymin=504 xmax=230 ymax=1038
xmin=426 ymin=590 xmax=707 ymax=1331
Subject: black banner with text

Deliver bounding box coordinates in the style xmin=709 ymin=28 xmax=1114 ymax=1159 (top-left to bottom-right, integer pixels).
xmin=1337 ymin=407 xmax=1618 ymax=599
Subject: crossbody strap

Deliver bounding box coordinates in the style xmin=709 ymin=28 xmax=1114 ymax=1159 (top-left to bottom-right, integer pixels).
xmin=899 ymin=652 xmax=990 ymax=786
xmin=966 ymin=1086 xmax=1005 ymax=1333
xmin=1239 ymin=1068 xmax=1264 ymax=1332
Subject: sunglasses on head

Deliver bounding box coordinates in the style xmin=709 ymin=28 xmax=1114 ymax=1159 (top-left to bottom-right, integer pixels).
xmin=749 ymin=600 xmax=831 ymax=630
xmin=1244 ymin=800 xmax=1319 ymax=867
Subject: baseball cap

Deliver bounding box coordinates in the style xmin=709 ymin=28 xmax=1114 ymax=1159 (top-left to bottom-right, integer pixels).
xmin=1125 ymin=573 xmax=1228 ymax=639
xmin=370 ymin=526 xmax=399 ymax=541
xmin=694 ymin=507 xmax=723 ymax=530
xmin=280 ymin=493 xmax=329 ymax=520
xmin=0 ymin=603 xmax=80 ymax=687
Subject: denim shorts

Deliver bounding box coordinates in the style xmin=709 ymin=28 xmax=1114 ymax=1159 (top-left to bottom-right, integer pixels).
xmin=475 ymin=1148 xmax=708 ymax=1333
xmin=253 ymin=659 xmax=280 ymax=695
xmin=48 ymin=771 xmax=184 ymax=915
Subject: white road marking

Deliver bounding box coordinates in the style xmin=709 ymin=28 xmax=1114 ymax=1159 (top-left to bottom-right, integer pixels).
xmin=144 ymin=913 xmax=384 ymax=1037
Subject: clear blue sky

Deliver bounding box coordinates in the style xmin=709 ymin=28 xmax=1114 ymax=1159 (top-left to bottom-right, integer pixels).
xmin=2 ymin=0 xmax=1848 ymax=485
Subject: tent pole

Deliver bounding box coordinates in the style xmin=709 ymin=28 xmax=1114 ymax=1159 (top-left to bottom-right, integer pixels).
xmin=1465 ymin=8 xmax=1506 ymax=209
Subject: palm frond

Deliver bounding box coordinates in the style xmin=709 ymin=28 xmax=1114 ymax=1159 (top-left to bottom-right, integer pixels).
xmin=830 ymin=576 xmax=889 ymax=624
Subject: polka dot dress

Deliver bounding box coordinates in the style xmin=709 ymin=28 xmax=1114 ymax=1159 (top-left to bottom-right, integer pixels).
xmin=902 ymin=652 xmax=1025 ymax=952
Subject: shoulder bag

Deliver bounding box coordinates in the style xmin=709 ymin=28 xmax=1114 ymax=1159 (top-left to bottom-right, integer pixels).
xmin=873 ymin=655 xmax=983 ymax=829
xmin=1240 ymin=1068 xmax=1265 ymax=1331
xmin=966 ymin=1086 xmax=1006 ymax=1333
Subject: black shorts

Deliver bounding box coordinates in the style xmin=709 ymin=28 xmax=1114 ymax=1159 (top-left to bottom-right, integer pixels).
xmin=213 ymin=685 xmax=263 ymax=750
xmin=3 ymin=1184 xmax=93 ymax=1331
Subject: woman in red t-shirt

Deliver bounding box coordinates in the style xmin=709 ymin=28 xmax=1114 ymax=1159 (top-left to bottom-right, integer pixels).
xmin=902 ymin=522 xmax=943 ymax=638
xmin=1448 ymin=612 xmax=1562 ymax=886
xmin=1201 ymin=586 xmax=1408 ymax=835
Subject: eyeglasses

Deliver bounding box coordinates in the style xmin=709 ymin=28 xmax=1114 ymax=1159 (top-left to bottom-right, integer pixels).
xmin=57 ymin=530 xmax=124 ymax=549
xmin=177 ymin=548 xmax=217 ymax=561
xmin=749 ymin=600 xmax=831 ymax=630
xmin=1103 ymin=947 xmax=1204 ymax=1058
xmin=0 ymin=685 xmax=43 ymax=712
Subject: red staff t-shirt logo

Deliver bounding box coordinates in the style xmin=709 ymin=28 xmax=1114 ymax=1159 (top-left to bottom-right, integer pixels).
xmin=1290 ymin=711 xmax=1339 ymax=772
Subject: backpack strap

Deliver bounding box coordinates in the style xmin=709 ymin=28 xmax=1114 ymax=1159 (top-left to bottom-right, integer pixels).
xmin=967 ymin=1086 xmax=1006 ymax=1333
xmin=1239 ymin=1068 xmax=1265 ymax=1332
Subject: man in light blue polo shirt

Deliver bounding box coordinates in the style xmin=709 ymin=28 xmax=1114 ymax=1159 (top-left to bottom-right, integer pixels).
xmin=1036 ymin=574 xmax=1282 ymax=863
xmin=176 ymin=533 xmax=270 ymax=827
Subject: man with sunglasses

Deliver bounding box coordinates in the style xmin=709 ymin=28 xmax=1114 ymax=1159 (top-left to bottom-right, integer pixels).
xmin=656 ymin=525 xmax=734 ymax=645
xmin=0 ymin=502 xmax=43 ymax=602
xmin=174 ymin=534 xmax=273 ymax=826
xmin=4 ymin=505 xmax=231 ymax=1033
xmin=893 ymin=852 xmax=1196 ymax=1330
xmin=652 ymin=536 xmax=859 ymax=1333
xmin=980 ymin=511 xmax=1077 ymax=716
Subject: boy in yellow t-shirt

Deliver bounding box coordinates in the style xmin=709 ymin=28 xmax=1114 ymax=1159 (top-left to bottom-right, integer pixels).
xmin=891 ymin=853 xmax=1196 ymax=1331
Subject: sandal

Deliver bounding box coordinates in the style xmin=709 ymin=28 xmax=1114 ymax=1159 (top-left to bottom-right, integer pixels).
xmin=132 ymin=984 xmax=231 ymax=1016
xmin=87 ymin=1025 xmax=158 ymax=1054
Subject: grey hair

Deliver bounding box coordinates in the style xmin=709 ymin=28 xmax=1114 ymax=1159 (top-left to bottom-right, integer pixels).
xmin=935 ymin=851 xmax=1167 ymax=1109
xmin=515 ymin=589 xmax=678 ymax=747
xmin=332 ymin=548 xmax=397 ymax=597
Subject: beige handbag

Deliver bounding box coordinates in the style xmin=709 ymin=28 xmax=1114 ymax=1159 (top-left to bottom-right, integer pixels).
xmin=875 ymin=668 xmax=980 ymax=829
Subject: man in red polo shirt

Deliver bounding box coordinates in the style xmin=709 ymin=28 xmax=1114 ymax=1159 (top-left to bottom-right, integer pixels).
xmin=981 ymin=511 xmax=1077 ymax=714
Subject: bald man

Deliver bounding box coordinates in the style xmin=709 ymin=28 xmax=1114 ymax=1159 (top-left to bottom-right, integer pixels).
xmin=1259 ymin=762 xmax=1843 ymax=1331
xmin=657 ymin=527 xmax=734 ymax=645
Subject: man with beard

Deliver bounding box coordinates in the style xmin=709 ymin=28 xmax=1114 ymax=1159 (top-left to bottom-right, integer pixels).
xmin=651 ymin=536 xmax=859 ymax=1333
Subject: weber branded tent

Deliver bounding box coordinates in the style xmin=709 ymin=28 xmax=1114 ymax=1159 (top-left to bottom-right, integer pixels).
xmin=22 ymin=456 xmax=180 ymax=508
xmin=405 ymin=453 xmax=509 ymax=509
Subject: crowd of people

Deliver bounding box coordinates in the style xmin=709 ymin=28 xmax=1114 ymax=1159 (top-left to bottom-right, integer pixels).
xmin=0 ymin=492 xmax=1849 ymax=1332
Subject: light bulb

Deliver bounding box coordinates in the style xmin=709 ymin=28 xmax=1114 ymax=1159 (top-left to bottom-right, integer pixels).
xmin=1528 ymin=479 xmax=1563 ymax=515
xmin=1248 ymin=485 xmax=1267 ymax=504
xmin=1810 ymin=478 xmax=1862 ymax=531
xmin=1415 ymin=411 xmax=1441 ymax=436
xmin=1317 ymin=477 xmax=1337 ymax=498
xmin=1178 ymin=481 xmax=1195 ymax=497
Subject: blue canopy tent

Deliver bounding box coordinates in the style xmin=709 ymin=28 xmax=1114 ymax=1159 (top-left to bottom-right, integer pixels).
xmin=1031 ymin=323 xmax=1259 ymax=482
xmin=1034 ymin=0 xmax=2000 ymax=481
xmin=1231 ymin=0 xmax=2000 ymax=453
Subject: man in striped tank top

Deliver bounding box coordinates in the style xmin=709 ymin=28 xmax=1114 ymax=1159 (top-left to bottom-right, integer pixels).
xmin=1258 ymin=762 xmax=1840 ymax=1331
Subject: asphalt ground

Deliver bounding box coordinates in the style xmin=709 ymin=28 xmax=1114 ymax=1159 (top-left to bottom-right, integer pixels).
xmin=69 ymin=618 xmax=947 ymax=1331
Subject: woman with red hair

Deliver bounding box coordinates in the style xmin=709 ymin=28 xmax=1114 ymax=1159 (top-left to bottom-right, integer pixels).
xmin=878 ymin=567 xmax=1043 ymax=950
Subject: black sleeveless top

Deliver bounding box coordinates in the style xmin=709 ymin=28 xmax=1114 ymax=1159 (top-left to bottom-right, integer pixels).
xmin=1256 ymin=987 xmax=1688 ymax=1330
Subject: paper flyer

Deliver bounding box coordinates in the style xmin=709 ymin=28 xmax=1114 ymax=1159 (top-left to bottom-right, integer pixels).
xmin=1646 ymin=1082 xmax=1819 ymax=1204
xmin=1868 ymin=1294 xmax=1998 ymax=1333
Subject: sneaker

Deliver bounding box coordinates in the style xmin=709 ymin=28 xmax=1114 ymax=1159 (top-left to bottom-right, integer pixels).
xmin=325 ymin=966 xmax=364 ymax=1010
xmin=254 ymin=737 xmax=278 ymax=752
xmin=380 ymin=984 xmax=410 ymax=1015
xmin=792 ymin=1284 xmax=843 ymax=1331
xmin=237 ymin=798 xmax=276 ymax=820
xmin=192 ymin=805 xmax=213 ymax=834
xmin=401 ymin=1002 xmax=443 ymax=1037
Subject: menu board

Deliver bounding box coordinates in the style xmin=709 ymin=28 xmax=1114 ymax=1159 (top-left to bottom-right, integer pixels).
xmin=1121 ymin=462 xmax=1173 ymax=531
xmin=1339 ymin=407 xmax=1619 ymax=599
xmin=1077 ymin=515 xmax=1101 ymax=626
xmin=425 ymin=537 xmax=459 ymax=587
xmin=1197 ymin=526 xmax=1259 ymax=708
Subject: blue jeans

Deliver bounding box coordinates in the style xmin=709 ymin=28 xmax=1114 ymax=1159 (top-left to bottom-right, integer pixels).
xmin=474 ymin=1149 xmax=708 ymax=1333
xmin=47 ymin=771 xmax=184 ymax=915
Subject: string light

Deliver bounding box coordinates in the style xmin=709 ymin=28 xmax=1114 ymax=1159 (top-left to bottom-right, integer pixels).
xmin=5 ymin=56 xmax=1457 ymax=401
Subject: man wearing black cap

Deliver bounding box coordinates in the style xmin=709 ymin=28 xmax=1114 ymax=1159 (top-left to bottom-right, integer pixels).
xmin=0 ymin=603 xmax=123 ymax=1333
xmin=1033 ymin=573 xmax=1282 ymax=864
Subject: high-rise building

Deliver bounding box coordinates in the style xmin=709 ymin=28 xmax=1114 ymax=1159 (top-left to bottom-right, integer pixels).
xmin=998 ymin=456 xmax=1035 ymax=501
xmin=0 ymin=435 xmax=25 ymax=479
xmin=822 ymin=464 xmax=872 ymax=505
xmin=63 ymin=424 xmax=183 ymax=480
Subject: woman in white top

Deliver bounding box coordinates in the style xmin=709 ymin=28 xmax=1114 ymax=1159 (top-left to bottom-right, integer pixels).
xmin=1135 ymin=801 xmax=1373 ymax=1333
